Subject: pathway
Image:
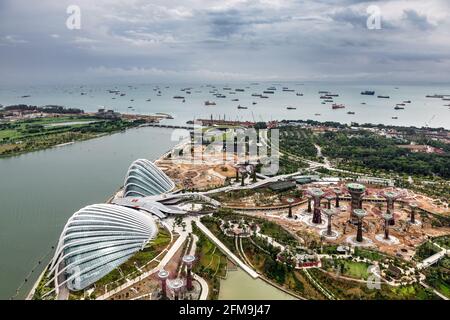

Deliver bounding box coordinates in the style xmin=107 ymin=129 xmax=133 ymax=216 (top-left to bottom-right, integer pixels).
xmin=196 ymin=221 xmax=259 ymax=279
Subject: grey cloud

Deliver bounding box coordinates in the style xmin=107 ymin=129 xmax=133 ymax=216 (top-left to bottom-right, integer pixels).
xmin=403 ymin=9 xmax=435 ymax=30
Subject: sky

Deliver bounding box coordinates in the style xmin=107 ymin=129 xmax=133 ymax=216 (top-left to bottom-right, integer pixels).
xmin=0 ymin=0 xmax=450 ymax=85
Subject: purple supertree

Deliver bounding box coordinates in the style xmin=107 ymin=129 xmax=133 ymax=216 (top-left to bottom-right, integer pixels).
xmin=307 ymin=188 xmax=325 ymax=224
xmin=182 ymin=255 xmax=196 ymax=291
xmin=158 ymin=269 xmax=169 ymax=299
xmin=353 ymin=209 xmax=367 ymax=242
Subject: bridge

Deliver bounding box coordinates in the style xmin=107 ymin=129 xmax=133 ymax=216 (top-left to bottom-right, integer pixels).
xmin=144 ymin=123 xmax=194 ymax=131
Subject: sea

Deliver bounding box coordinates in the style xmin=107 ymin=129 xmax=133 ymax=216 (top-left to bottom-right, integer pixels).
xmin=1 ymin=82 xmax=449 ymax=129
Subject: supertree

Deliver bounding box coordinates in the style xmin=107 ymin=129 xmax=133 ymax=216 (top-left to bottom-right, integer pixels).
xmin=381 ymin=213 xmax=393 ymax=240
xmin=306 ymin=194 xmax=312 ymax=213
xmin=168 ymin=278 xmax=184 ymax=300
xmin=322 ymin=208 xmax=338 ymax=237
xmin=346 ymin=183 xmax=366 ymax=223
xmin=307 ymin=188 xmax=325 ymax=224
xmin=332 ymin=188 xmax=342 ymax=208
xmin=182 ymin=255 xmax=196 ymax=291
xmin=353 ymin=209 xmax=367 ymax=243
xmin=158 ymin=269 xmax=169 ymax=299
xmin=380 ymin=190 xmax=405 ymax=225
xmin=409 ymin=202 xmax=418 ymax=224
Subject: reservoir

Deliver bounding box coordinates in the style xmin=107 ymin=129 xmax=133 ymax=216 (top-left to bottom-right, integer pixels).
xmin=219 ymin=268 xmax=298 ymax=300
xmin=0 ymin=127 xmax=176 ymax=299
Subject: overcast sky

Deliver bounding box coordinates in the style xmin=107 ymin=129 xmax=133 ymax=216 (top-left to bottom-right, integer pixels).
xmin=1 ymin=0 xmax=450 ymax=84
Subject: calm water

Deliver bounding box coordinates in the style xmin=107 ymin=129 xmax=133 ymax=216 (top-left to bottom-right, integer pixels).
xmin=1 ymin=83 xmax=449 ymax=128
xmin=0 ymin=127 xmax=176 ymax=299
xmin=219 ymin=269 xmax=297 ymax=300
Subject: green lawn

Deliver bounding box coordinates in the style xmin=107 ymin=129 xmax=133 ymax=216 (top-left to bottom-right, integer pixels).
xmin=341 ymin=260 xmax=370 ymax=279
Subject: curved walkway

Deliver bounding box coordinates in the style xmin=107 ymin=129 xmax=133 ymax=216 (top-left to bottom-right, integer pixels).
xmin=196 ymin=221 xmax=259 ymax=279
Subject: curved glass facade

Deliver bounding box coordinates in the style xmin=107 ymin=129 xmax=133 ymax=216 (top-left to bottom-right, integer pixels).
xmin=123 ymin=159 xmax=175 ymax=197
xmin=49 ymin=204 xmax=158 ymax=292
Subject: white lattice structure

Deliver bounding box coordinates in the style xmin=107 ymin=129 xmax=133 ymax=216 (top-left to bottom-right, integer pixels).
xmin=124 ymin=159 xmax=175 ymax=197
xmin=46 ymin=204 xmax=158 ymax=295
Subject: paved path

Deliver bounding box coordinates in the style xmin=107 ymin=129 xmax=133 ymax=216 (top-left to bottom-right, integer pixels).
xmin=420 ymin=281 xmax=449 ymax=300
xmin=196 ymin=221 xmax=259 ymax=279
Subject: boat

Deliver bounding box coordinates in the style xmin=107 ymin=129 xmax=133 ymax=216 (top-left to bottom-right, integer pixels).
xmin=361 ymin=91 xmax=375 ymax=95
xmin=235 ymin=88 xmax=245 ymax=92
xmin=21 ymin=95 xmax=31 ymax=98
xmin=260 ymin=95 xmax=269 ymax=99
xmin=282 ymin=88 xmax=295 ymax=92
xmin=130 ymin=99 xmax=134 ymax=101
xmin=314 ymin=113 xmax=321 ymax=116
xmin=392 ymin=116 xmax=398 ymax=119
xmin=173 ymin=95 xmax=184 ymax=99
xmin=347 ymin=111 xmax=355 ymax=114
xmin=286 ymin=106 xmax=296 ymax=110
xmin=232 ymin=99 xmax=239 ymax=101
xmin=426 ymin=94 xmax=444 ymax=98
xmin=394 ymin=106 xmax=405 ymax=110
xmin=318 ymin=91 xmax=329 ymax=94
xmin=182 ymin=99 xmax=185 ymax=103
xmin=252 ymin=102 xmax=257 ymax=105
xmin=146 ymin=99 xmax=151 ymax=101
xmin=332 ymin=103 xmax=345 ymax=109
xmin=396 ymin=103 xmax=406 ymax=106
xmin=263 ymin=90 xmax=274 ymax=94
xmin=223 ymin=87 xmax=231 ymax=90
xmin=296 ymin=93 xmax=304 ymax=96
xmin=120 ymin=93 xmax=126 ymax=96
xmin=324 ymin=99 xmax=333 ymax=103
xmin=204 ymin=101 xmax=216 ymax=106
xmin=251 ymin=93 xmax=262 ymax=97
xmin=403 ymin=100 xmax=411 ymax=103
xmin=327 ymin=94 xmax=339 ymax=97
xmin=377 ymin=95 xmax=390 ymax=99
xmin=237 ymin=105 xmax=247 ymax=109
xmin=361 ymin=102 xmax=366 ymax=105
